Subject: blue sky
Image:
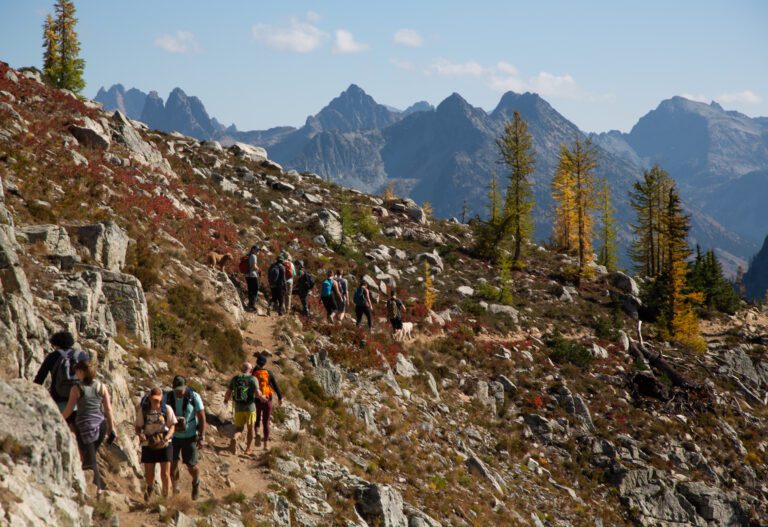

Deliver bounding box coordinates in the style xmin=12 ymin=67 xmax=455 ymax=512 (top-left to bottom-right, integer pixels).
xmin=1 ymin=0 xmax=766 ymax=132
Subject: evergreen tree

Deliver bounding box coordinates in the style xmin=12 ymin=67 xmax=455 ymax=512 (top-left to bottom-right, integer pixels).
xmin=473 ymin=172 xmax=504 ymax=260
xmin=42 ymin=14 xmax=60 ymax=84
xmin=596 ymin=178 xmax=618 ymax=271
xmin=44 ymin=0 xmax=85 ymax=92
xmin=496 ymin=112 xmax=536 ymax=264
xmin=689 ymin=247 xmax=740 ymax=314
xmin=551 ymin=144 xmax=577 ymax=254
xmin=629 ymin=164 xmax=673 ymax=277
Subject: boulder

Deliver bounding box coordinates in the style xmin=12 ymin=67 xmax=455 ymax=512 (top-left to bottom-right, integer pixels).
xmin=309 ymin=209 xmax=343 ymax=245
xmin=110 ymin=111 xmax=167 ymax=168
xmin=415 ymin=251 xmax=443 ymax=272
xmin=101 ymin=270 xmax=151 ymax=347
xmin=19 ymin=224 xmax=75 ymax=258
xmin=0 ymin=379 xmax=91 ymax=527
xmin=606 ymin=271 xmax=640 ymax=296
xmin=272 ymin=180 xmax=295 ymax=192
xmin=488 ymin=304 xmax=518 ymax=322
xmin=230 ymin=142 xmax=268 ymax=162
xmin=57 ymin=270 xmax=116 ymax=339
xmin=68 ymin=116 xmax=111 ymax=150
xmin=456 ymin=285 xmax=474 ymax=297
xmin=355 ymin=484 xmax=408 ymax=527
xmin=76 ymin=221 xmax=129 ymax=271
xmin=214 ymin=271 xmax=245 ymax=325
xmin=465 ymin=452 xmax=504 ymax=494
xmin=394 ymin=353 xmax=418 ymax=378
xmin=677 ymin=482 xmax=747 ymax=525
xmin=310 ymin=351 xmax=343 ymax=398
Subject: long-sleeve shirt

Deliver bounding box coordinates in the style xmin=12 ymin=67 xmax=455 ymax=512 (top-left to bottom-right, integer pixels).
xmin=33 ymin=349 xmax=88 ymax=402
xmin=253 ymin=369 xmax=283 ymax=401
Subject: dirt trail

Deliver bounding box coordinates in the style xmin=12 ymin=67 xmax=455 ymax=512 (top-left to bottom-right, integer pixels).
xmin=116 ymin=312 xmax=285 ymax=526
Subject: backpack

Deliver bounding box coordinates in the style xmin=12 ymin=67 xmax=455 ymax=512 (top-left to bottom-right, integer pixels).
xmin=238 ymin=255 xmax=250 ymax=274
xmin=232 ymin=374 xmax=253 ymax=404
xmin=336 ymin=277 xmax=348 ymax=297
xmin=354 ymin=287 xmax=367 ymax=307
xmin=321 ymin=278 xmax=334 ymax=298
xmin=283 ymin=260 xmax=295 ymax=280
xmin=166 ymin=388 xmax=195 ymax=433
xmin=302 ymin=272 xmax=315 ymax=291
xmin=268 ymin=262 xmax=284 ymax=287
xmin=387 ymin=299 xmax=401 ymax=320
xmin=52 ymin=350 xmax=79 ymax=399
xmin=252 ymin=369 xmax=273 ymax=399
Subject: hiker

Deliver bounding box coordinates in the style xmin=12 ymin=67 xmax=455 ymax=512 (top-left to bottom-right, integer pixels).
xmin=335 ymin=269 xmax=350 ymax=322
xmin=386 ymin=290 xmax=406 ymax=335
xmin=243 ymin=245 xmax=260 ymax=311
xmin=61 ymin=360 xmax=115 ymax=497
xmin=282 ymin=252 xmax=296 ymax=314
xmin=294 ymin=260 xmax=315 ymax=317
xmin=135 ymin=386 xmax=177 ymax=501
xmin=168 ymin=375 xmax=205 ymax=500
xmin=354 ymin=279 xmax=374 ymax=331
xmin=34 ymin=331 xmax=89 ymax=419
xmin=252 ymin=354 xmax=283 ymax=450
xmin=267 ymin=254 xmax=286 ymax=315
xmin=224 ymin=362 xmax=263 ymax=455
xmin=320 ymin=270 xmax=341 ymax=323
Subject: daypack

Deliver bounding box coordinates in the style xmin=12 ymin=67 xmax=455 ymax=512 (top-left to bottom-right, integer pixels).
xmin=52 ymin=350 xmax=79 ymax=399
xmin=166 ymin=388 xmax=196 ymax=433
xmin=336 ymin=277 xmax=348 ymax=297
xmin=387 ymin=299 xmax=401 ymax=320
xmin=238 ymin=255 xmax=250 ymax=274
xmin=301 ymin=272 xmax=315 ymax=291
xmin=268 ymin=262 xmax=284 ymax=287
xmin=283 ymin=260 xmax=295 ymax=280
xmin=232 ymin=374 xmax=253 ymax=404
xmin=321 ymin=278 xmax=334 ymax=298
xmin=252 ymin=369 xmax=273 ymax=398
xmin=354 ymin=287 xmax=367 ymax=307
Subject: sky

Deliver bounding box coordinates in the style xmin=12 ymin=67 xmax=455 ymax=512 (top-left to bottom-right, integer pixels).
xmin=1 ymin=0 xmax=766 ymax=133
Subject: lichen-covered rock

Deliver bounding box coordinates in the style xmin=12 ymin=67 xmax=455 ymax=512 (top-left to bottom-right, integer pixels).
xmin=100 ymin=269 xmax=151 ymax=347
xmin=0 ymin=379 xmax=91 ymax=527
xmin=19 ymin=224 xmax=76 ymax=258
xmin=76 ymin=221 xmax=129 ymax=271
xmin=308 ymin=209 xmax=343 ymax=245
xmin=355 ymin=483 xmax=408 ymax=527
xmin=310 ymin=350 xmax=343 ymax=398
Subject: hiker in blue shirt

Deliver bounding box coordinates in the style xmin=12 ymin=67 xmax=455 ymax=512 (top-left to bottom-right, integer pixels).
xmin=168 ymin=375 xmax=206 ymax=500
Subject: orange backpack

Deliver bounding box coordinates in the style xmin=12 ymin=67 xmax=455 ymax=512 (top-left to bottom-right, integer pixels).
xmin=253 ymin=369 xmax=273 ymax=398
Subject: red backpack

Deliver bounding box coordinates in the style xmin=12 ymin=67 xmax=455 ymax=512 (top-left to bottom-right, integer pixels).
xmin=238 ymin=255 xmax=250 ymax=274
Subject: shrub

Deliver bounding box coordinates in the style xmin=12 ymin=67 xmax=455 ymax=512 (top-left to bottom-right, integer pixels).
xmin=298 ymin=375 xmax=338 ymax=408
xmin=547 ymin=331 xmax=594 ymax=370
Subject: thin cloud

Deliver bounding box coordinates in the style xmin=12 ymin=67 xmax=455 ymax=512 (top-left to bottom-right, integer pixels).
xmin=427 ymin=59 xmax=486 ymax=77
xmin=153 ymin=31 xmax=203 ymax=54
xmin=252 ymin=17 xmax=328 ymax=53
xmin=393 ymin=29 xmax=423 ymax=48
xmin=305 ymin=10 xmax=321 ymax=22
xmin=333 ymin=29 xmax=369 ymax=54
xmin=390 ymin=58 xmax=416 ymax=71
xmin=715 ymin=90 xmax=762 ymax=105
xmin=496 ymin=61 xmax=518 ymax=76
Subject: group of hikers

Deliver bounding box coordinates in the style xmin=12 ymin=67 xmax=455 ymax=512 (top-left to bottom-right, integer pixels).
xmin=34 ymin=330 xmax=283 ymax=502
xmin=240 ymin=244 xmax=409 ymax=334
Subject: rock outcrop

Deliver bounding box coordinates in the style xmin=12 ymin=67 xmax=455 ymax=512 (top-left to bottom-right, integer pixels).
xmin=76 ymin=221 xmax=129 ymax=271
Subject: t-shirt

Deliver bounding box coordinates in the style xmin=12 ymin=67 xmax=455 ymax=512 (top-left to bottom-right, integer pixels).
xmin=336 ymin=277 xmax=349 ymax=299
xmin=135 ymin=404 xmax=177 ymax=446
xmin=247 ymin=253 xmax=258 ymax=279
xmin=229 ymin=374 xmax=259 ymax=413
xmin=170 ymin=390 xmax=204 ymax=439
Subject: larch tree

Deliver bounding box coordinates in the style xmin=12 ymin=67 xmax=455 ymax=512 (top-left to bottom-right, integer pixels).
xmin=496 ymin=111 xmax=536 ymax=264
xmin=423 ymin=261 xmax=436 ymax=311
xmin=552 ymin=144 xmax=577 ymax=254
xmin=473 ymin=171 xmax=504 ymax=260
xmin=596 ymin=178 xmax=618 ymax=271
xmin=44 ymin=0 xmax=85 ymax=92
xmin=422 ymin=201 xmax=433 ymax=222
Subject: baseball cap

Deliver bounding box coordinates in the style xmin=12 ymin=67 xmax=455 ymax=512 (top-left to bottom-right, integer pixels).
xmin=172 ymin=375 xmax=186 ymax=390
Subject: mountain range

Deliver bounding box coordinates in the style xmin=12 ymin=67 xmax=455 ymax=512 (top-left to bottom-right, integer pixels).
xmin=94 ymin=83 xmax=768 ymax=275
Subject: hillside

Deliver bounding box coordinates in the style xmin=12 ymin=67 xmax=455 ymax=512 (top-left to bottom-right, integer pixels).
xmin=3 ymin=62 xmax=768 ymax=527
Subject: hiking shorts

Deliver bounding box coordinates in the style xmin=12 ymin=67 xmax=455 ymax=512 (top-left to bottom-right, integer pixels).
xmin=141 ymin=444 xmax=173 ymax=464
xmin=234 ymin=411 xmax=256 ymax=428
xmin=172 ymin=436 xmax=199 ymax=466
xmin=321 ymin=295 xmax=336 ymax=315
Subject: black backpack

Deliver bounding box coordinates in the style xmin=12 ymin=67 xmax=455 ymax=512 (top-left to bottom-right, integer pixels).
xmin=302 ymin=272 xmax=316 ymax=291
xmin=268 ymin=262 xmax=284 ymax=287
xmin=232 ymin=374 xmax=253 ymax=404
xmin=52 ymin=350 xmax=78 ymax=399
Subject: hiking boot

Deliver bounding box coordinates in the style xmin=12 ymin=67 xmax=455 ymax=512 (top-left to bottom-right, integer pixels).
xmin=192 ymin=479 xmax=200 ymax=501
xmin=144 ymin=484 xmax=154 ymax=502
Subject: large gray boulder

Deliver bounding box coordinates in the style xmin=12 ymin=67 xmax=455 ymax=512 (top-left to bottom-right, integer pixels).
xmin=229 ymin=142 xmax=268 ymax=162
xmin=309 ymin=209 xmax=343 ymax=245
xmin=101 ymin=269 xmax=151 ymax=347
xmin=310 ymin=351 xmax=343 ymax=398
xmin=0 ymin=379 xmax=91 ymax=527
xmin=415 ymin=251 xmax=443 ymax=272
xmin=19 ymin=224 xmax=76 ymax=258
xmin=110 ymin=111 xmax=167 ymax=168
xmin=68 ymin=116 xmax=111 ymax=150
xmin=606 ymin=271 xmax=640 ymax=296
xmin=76 ymin=221 xmax=129 ymax=271
xmin=354 ymin=484 xmax=408 ymax=527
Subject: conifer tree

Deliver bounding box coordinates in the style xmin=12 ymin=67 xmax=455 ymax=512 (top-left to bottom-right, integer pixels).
xmin=596 ymin=178 xmax=618 ymax=271
xmin=42 ymin=14 xmax=60 ymax=84
xmin=629 ymin=164 xmax=674 ymax=277
xmin=688 ymin=247 xmax=740 ymax=314
xmin=552 ymin=144 xmax=577 ymax=253
xmin=473 ymin=172 xmax=504 ymax=260
xmin=423 ymin=261 xmax=436 ymax=311
xmin=496 ymin=112 xmax=536 ymax=264
xmin=43 ymin=0 xmax=85 ymax=92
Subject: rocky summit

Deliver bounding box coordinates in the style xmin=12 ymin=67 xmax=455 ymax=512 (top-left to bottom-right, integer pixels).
xmin=2 ymin=61 xmax=768 ymax=527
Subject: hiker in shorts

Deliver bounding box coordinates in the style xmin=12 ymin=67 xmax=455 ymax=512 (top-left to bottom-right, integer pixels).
xmin=354 ymin=280 xmax=374 ymax=331
xmin=252 ymin=354 xmax=283 ymax=450
xmin=168 ymin=375 xmax=206 ymax=500
xmin=282 ymin=252 xmax=296 ymax=314
xmin=61 ymin=360 xmax=115 ymax=497
xmin=135 ymin=387 xmax=177 ymax=501
xmin=294 ymin=260 xmax=315 ymax=317
xmin=34 ymin=331 xmax=89 ymax=422
xmin=386 ymin=290 xmax=406 ymax=335
xmin=245 ymin=245 xmax=260 ymax=311
xmin=335 ymin=269 xmax=350 ymax=322
xmin=224 ymin=362 xmax=263 ymax=455
xmin=320 ymin=270 xmax=341 ymax=323
xmin=267 ymin=255 xmax=286 ymax=315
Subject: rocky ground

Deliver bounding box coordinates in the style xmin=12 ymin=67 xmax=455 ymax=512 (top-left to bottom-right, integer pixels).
xmin=1 ymin=61 xmax=768 ymax=527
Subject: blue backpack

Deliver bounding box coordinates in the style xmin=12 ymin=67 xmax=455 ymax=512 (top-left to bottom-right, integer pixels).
xmin=321 ymin=278 xmax=334 ymax=298
xmin=354 ymin=287 xmax=367 ymax=306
